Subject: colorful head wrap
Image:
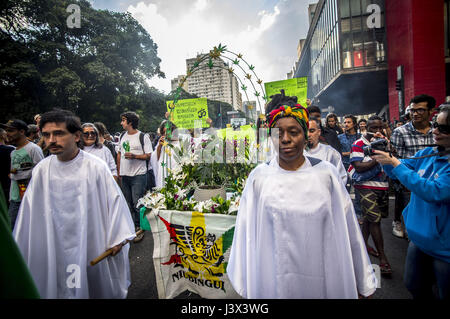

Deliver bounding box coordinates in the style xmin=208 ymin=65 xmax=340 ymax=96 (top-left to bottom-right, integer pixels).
xmin=267 ymin=104 xmax=309 ymax=139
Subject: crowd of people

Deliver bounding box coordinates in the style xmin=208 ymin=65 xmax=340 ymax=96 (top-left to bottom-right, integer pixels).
xmin=1 ymin=91 xmax=449 ymax=299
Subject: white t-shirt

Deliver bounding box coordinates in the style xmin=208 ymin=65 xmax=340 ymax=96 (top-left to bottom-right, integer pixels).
xmin=118 ymin=131 xmax=153 ymax=177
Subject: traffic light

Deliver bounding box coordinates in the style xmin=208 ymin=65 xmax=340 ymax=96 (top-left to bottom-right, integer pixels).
xmin=395 ymin=79 xmax=402 ymax=91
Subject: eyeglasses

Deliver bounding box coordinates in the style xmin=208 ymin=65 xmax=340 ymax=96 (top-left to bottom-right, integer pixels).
xmin=83 ymin=131 xmax=97 ymax=137
xmin=409 ymin=108 xmax=428 ymax=114
xmin=432 ymin=122 xmax=450 ymax=135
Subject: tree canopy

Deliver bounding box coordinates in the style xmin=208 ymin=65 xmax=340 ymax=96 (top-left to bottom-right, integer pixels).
xmin=0 ymin=0 xmax=165 ymax=132
xmin=0 ymin=0 xmax=249 ymax=134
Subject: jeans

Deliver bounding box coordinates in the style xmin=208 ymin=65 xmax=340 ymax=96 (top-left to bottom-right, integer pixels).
xmin=8 ymin=200 xmax=21 ymax=231
xmin=121 ymin=174 xmax=147 ymax=229
xmin=404 ymin=241 xmax=450 ymax=299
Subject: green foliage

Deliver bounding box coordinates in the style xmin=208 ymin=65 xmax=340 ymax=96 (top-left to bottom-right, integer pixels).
xmin=0 ymin=0 xmax=165 ymax=132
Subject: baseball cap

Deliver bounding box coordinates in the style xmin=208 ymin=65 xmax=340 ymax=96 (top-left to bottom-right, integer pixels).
xmin=0 ymin=119 xmax=29 ymax=132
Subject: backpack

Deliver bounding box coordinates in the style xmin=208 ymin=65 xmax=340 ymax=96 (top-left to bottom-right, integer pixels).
xmin=119 ymin=131 xmax=155 ymax=190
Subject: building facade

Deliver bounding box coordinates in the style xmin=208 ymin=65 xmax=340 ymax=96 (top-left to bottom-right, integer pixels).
xmin=171 ymin=75 xmax=188 ymax=92
xmin=294 ymin=0 xmax=448 ymax=120
xmin=386 ymin=0 xmax=447 ymax=121
xmin=294 ymin=0 xmax=388 ymax=117
xmin=185 ymin=56 xmax=242 ymax=110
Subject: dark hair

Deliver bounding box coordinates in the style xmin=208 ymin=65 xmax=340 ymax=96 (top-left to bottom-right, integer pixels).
xmin=410 ymin=94 xmax=436 ymax=110
xmin=120 ymin=111 xmax=139 ymax=129
xmin=344 ymin=114 xmax=358 ymax=127
xmin=26 ymin=124 xmax=39 ymax=137
xmin=358 ymin=118 xmax=367 ymax=125
xmin=438 ymin=104 xmax=450 ymax=126
xmin=367 ymin=115 xmax=383 ymax=124
xmin=81 ymin=123 xmax=102 ymax=148
xmin=39 ymin=109 xmax=82 ymax=134
xmin=158 ymin=120 xmax=177 ymax=137
xmin=93 ymin=121 xmax=108 ymax=137
xmin=307 ymin=105 xmax=321 ymax=116
xmin=265 ymin=89 xmax=298 ymax=115
xmin=309 ymin=116 xmax=321 ymax=127
xmin=325 ymin=113 xmax=339 ymax=128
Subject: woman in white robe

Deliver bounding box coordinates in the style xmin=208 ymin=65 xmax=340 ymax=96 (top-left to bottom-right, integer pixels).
xmin=81 ymin=123 xmax=117 ymax=179
xmin=226 ymin=91 xmax=376 ymax=299
xmin=151 ymin=120 xmax=181 ymax=189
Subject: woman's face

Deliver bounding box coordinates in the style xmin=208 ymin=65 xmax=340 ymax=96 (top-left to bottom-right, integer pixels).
xmin=272 ymin=117 xmax=306 ymax=165
xmin=327 ymin=117 xmax=336 ymax=127
xmin=82 ymin=127 xmax=97 ymax=147
xmin=359 ymin=121 xmax=367 ymax=131
xmin=433 ymin=112 xmax=450 ymax=149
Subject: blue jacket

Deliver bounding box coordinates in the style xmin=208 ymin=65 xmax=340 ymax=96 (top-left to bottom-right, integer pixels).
xmin=383 ymin=147 xmax=450 ymax=263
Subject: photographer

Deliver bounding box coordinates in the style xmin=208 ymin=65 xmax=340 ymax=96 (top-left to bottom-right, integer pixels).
xmin=348 ymin=115 xmax=392 ymax=275
xmin=371 ymin=105 xmax=450 ymax=299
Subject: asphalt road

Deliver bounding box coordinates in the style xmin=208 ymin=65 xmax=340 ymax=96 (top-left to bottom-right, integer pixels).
xmin=126 ymin=197 xmax=412 ymax=299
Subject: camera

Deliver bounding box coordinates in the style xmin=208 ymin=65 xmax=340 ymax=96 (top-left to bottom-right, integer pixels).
xmin=363 ymin=138 xmax=388 ymax=157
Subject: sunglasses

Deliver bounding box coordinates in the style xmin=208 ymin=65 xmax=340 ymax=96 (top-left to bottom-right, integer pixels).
xmin=83 ymin=131 xmax=97 ymax=137
xmin=409 ymin=108 xmax=428 ymax=114
xmin=432 ymin=122 xmax=450 ymax=135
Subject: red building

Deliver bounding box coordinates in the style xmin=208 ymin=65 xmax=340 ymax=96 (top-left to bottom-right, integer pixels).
xmin=386 ymin=0 xmax=447 ymax=122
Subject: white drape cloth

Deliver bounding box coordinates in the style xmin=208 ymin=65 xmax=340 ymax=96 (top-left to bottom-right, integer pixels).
xmin=227 ymin=156 xmax=376 ymax=299
xmin=83 ymin=144 xmax=117 ymax=176
xmin=304 ymin=143 xmax=348 ymax=185
xmin=151 ymin=140 xmax=181 ymax=189
xmin=13 ymin=150 xmax=136 ymax=299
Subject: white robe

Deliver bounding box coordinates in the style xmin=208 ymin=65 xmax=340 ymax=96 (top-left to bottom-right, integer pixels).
xmin=151 ymin=140 xmax=181 ymax=189
xmin=13 ymin=150 xmax=136 ymax=299
xmin=226 ymin=157 xmax=376 ymax=299
xmin=83 ymin=144 xmax=117 ymax=176
xmin=304 ymin=143 xmax=348 ymax=185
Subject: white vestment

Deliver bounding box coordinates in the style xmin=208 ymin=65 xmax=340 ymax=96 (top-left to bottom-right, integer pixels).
xmin=83 ymin=144 xmax=117 ymax=176
xmin=13 ymin=150 xmax=136 ymax=299
xmin=151 ymin=140 xmax=181 ymax=189
xmin=226 ymin=157 xmax=376 ymax=299
xmin=304 ymin=143 xmax=348 ymax=185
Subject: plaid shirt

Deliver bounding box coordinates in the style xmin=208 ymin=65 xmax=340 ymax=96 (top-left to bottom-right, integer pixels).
xmin=390 ymin=122 xmax=434 ymax=159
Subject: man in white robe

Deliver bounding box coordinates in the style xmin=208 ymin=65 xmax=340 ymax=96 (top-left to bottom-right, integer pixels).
xmin=304 ymin=116 xmax=348 ymax=185
xmin=13 ymin=109 xmax=135 ymax=299
xmin=226 ymin=95 xmax=376 ymax=299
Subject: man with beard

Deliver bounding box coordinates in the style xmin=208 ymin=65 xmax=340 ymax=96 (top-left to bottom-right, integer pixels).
xmin=13 ymin=109 xmax=135 ymax=298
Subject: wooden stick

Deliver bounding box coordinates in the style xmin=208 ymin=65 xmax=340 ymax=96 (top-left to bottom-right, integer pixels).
xmin=90 ymin=229 xmax=144 ymax=266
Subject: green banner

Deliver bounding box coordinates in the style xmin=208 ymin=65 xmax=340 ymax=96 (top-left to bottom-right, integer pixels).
xmin=264 ymin=77 xmax=308 ymax=107
xmin=166 ymin=98 xmax=209 ymax=129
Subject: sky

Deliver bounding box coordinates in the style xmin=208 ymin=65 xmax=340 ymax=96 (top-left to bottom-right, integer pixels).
xmin=89 ymin=0 xmax=314 ymax=96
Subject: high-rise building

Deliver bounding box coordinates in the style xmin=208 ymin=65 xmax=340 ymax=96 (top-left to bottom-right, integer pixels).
xmin=171 ymin=75 xmax=188 ymax=92
xmin=185 ymin=56 xmax=243 ymax=110
xmin=294 ymin=0 xmax=388 ymax=117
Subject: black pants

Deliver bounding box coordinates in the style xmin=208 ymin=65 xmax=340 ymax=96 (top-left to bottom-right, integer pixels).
xmin=393 ymin=180 xmax=411 ymax=222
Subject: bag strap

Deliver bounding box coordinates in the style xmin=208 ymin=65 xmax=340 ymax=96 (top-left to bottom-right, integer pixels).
xmin=139 ymin=132 xmax=149 ymax=170
xmin=119 ymin=131 xmax=126 ymax=143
